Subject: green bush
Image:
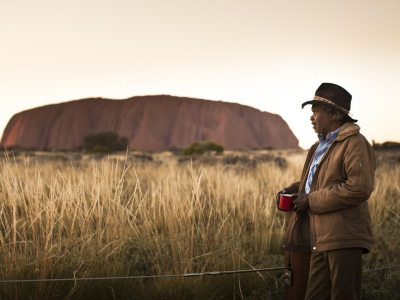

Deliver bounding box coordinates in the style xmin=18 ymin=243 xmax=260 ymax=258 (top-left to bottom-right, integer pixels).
xmin=182 ymin=141 xmax=224 ymax=156
xmin=182 ymin=142 xmax=203 ymax=156
xmin=213 ymin=144 xmax=224 ymax=154
xmin=83 ymin=131 xmax=129 ymax=153
xmin=91 ymin=145 xmax=111 ymax=153
xmin=203 ymin=141 xmax=224 ymax=154
xmin=169 ymin=146 xmax=182 ymax=156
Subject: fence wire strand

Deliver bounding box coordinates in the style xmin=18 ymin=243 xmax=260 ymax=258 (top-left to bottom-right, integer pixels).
xmin=0 ymin=264 xmax=399 ymax=283
xmin=0 ymin=267 xmax=288 ymax=283
xmin=362 ymin=264 xmax=400 ymax=273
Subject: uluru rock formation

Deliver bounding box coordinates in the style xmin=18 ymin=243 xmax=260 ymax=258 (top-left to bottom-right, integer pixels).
xmin=1 ymin=95 xmax=299 ymax=151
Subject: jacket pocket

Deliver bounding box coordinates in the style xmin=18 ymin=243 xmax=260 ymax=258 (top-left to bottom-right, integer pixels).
xmin=315 ymin=211 xmax=347 ymax=244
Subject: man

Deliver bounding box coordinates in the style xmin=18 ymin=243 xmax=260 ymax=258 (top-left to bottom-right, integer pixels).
xmin=277 ymin=83 xmax=375 ymax=300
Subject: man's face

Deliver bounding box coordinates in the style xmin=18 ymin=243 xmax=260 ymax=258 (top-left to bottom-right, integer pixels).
xmin=310 ymin=105 xmax=332 ymax=136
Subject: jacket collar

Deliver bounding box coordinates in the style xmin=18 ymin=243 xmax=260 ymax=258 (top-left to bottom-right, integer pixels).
xmin=312 ymin=122 xmax=360 ymax=146
xmin=318 ymin=126 xmax=342 ymax=143
xmin=336 ymin=122 xmax=360 ymax=141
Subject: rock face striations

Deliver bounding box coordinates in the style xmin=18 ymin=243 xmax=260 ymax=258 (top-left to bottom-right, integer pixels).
xmin=1 ymin=95 xmax=299 ymax=151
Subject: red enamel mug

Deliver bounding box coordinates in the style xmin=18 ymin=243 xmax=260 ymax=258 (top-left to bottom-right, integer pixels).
xmin=278 ymin=194 xmax=295 ymax=211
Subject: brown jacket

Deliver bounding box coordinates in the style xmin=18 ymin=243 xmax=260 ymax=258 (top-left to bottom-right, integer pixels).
xmin=281 ymin=122 xmax=375 ymax=253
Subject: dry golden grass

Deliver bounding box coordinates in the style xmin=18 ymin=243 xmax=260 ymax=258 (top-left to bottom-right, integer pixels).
xmin=0 ymin=150 xmax=399 ymax=299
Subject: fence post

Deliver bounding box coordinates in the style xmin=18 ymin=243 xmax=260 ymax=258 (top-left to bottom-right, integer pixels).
xmin=284 ymin=251 xmax=311 ymax=300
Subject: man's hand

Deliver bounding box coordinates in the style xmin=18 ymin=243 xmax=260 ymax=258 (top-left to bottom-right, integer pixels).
xmin=276 ymin=189 xmax=289 ymax=208
xmin=292 ymin=193 xmax=310 ymax=214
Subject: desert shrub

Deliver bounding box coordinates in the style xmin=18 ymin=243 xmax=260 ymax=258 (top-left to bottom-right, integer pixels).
xmin=70 ymin=153 xmax=82 ymax=160
xmin=168 ymin=146 xmax=182 ymax=156
xmin=263 ymin=146 xmax=274 ymax=150
xmin=273 ymin=156 xmax=288 ymax=168
xmin=3 ymin=145 xmax=20 ymax=151
xmin=196 ymin=155 xmax=220 ymax=165
xmin=119 ymin=136 xmax=129 ymax=148
xmin=3 ymin=145 xmax=36 ymax=153
xmin=202 ymin=141 xmax=224 ymax=154
xmin=22 ymin=146 xmax=37 ymax=152
xmin=254 ymin=154 xmax=275 ymax=163
xmin=183 ymin=141 xmax=204 ymax=155
xmin=374 ymin=151 xmax=400 ymax=166
xmin=178 ymin=155 xmax=220 ymax=166
xmin=83 ymin=131 xmax=129 ymax=152
xmin=221 ymin=164 xmax=248 ymax=173
xmin=221 ymin=155 xmax=239 ymax=165
xmin=1 ymin=146 xmax=20 ymax=157
xmin=182 ymin=141 xmax=224 ymax=156
xmin=221 ymin=154 xmax=287 ymax=169
xmin=221 ymin=155 xmax=251 ymax=165
xmin=177 ymin=156 xmax=197 ymax=164
xmin=133 ymin=154 xmax=153 ymax=161
xmin=91 ymin=145 xmax=111 ymax=153
xmin=40 ymin=155 xmax=70 ymax=162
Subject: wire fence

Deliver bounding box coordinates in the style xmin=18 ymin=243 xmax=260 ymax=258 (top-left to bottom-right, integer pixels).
xmin=362 ymin=264 xmax=400 ymax=273
xmin=0 ymin=267 xmax=287 ymax=283
xmin=0 ymin=264 xmax=399 ymax=284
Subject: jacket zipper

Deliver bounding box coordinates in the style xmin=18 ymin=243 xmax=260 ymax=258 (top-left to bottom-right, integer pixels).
xmin=325 ymin=155 xmax=330 ymax=171
xmin=300 ymin=144 xmax=319 ymax=192
xmin=310 ymin=140 xmax=336 ymax=250
xmin=311 ymin=141 xmax=336 ymax=189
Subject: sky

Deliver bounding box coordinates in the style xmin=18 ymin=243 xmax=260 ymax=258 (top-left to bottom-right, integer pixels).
xmin=1 ymin=0 xmax=399 ymax=149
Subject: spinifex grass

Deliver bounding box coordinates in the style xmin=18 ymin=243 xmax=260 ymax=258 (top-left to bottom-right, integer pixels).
xmin=361 ymin=162 xmax=400 ymax=300
xmin=0 ymin=151 xmax=399 ymax=299
xmin=0 ymin=152 xmax=301 ymax=299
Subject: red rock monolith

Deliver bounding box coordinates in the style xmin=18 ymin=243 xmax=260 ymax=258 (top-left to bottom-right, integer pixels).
xmin=1 ymin=95 xmax=299 ymax=151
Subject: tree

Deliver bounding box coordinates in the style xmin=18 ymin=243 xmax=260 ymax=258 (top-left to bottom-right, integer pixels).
xmin=182 ymin=141 xmax=224 ymax=156
xmin=83 ymin=131 xmax=129 ymax=152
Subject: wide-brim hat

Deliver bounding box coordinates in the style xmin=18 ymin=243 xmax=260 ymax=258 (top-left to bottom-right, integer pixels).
xmin=301 ymin=82 xmax=358 ymax=123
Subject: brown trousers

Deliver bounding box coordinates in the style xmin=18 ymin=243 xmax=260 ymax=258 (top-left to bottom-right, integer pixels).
xmin=305 ymin=248 xmax=363 ymax=300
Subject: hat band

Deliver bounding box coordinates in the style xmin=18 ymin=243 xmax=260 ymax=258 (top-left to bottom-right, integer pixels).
xmin=313 ymin=96 xmax=351 ymax=115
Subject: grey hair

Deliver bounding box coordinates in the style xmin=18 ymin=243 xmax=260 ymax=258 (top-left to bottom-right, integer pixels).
xmin=321 ymin=106 xmax=348 ymax=124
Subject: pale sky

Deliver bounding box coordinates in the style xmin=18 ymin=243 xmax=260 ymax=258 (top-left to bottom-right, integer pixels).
xmin=1 ymin=0 xmax=399 ymax=149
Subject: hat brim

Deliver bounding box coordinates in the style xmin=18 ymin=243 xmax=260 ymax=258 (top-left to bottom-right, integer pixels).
xmin=302 ymin=100 xmax=358 ymax=123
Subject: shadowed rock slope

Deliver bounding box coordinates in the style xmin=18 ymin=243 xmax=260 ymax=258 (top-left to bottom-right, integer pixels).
xmin=1 ymin=95 xmax=299 ymax=151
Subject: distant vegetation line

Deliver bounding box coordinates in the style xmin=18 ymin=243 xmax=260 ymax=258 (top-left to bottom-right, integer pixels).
xmin=372 ymin=140 xmax=400 ymax=150
xmin=5 ymin=131 xmax=236 ymax=156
